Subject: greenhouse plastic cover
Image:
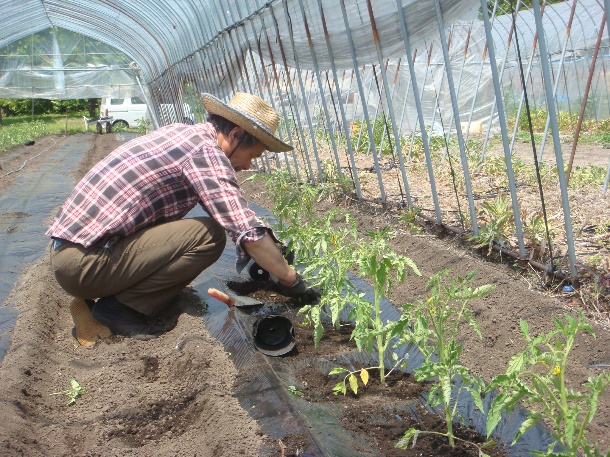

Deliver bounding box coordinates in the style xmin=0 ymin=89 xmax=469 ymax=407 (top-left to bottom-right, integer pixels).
xmin=0 ymin=0 xmax=605 ymax=101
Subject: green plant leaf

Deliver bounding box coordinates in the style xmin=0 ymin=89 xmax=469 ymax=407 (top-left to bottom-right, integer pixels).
xmin=329 ymin=367 xmax=349 ymax=376
xmin=395 ymin=428 xmax=420 ymax=449
xmin=467 ymin=384 xmax=485 ymax=414
xmin=332 ymin=381 xmax=347 ymax=396
xmin=480 ymin=440 xmax=497 ymax=449
xmin=519 ymin=319 xmax=530 ymax=340
xmin=287 ymin=385 xmax=303 ymax=397
xmin=512 ymin=413 xmax=542 ymax=444
xmin=486 ymin=391 xmax=508 ymax=437
xmin=507 ymin=352 xmax=527 ymax=375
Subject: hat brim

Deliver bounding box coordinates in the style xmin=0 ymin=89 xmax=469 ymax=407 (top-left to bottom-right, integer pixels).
xmin=202 ymin=94 xmax=293 ymax=153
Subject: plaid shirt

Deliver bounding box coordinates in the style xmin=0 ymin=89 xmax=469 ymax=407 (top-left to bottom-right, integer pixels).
xmin=46 ymin=122 xmax=272 ymax=268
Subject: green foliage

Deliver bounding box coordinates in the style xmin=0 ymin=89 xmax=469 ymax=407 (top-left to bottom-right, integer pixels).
xmin=329 ymin=229 xmax=421 ymax=387
xmin=287 ymin=385 xmax=304 ymax=397
xmin=468 ymin=195 xmax=515 ymax=254
xmin=257 ymin=170 xmax=420 ymax=385
xmin=245 ymin=170 xmax=315 ymax=232
xmin=135 ymin=116 xmax=151 ymax=134
xmin=197 ymin=300 xmax=209 ymax=315
xmin=521 ymin=210 xmax=555 ymax=260
xmin=485 ymin=0 xmax=564 ymax=17
xmin=347 ymin=114 xmax=401 ymax=157
xmin=486 ymin=312 xmax=610 ymax=456
xmin=294 ymin=210 xmax=358 ymax=344
xmin=399 ymin=207 xmax=424 ymax=234
xmin=0 ymin=98 xmax=95 ymax=116
xmin=0 ymin=120 xmax=49 ymax=153
xmin=50 ymin=379 xmax=84 ymax=406
xmin=349 ymin=228 xmax=420 ymax=382
xmin=568 ymin=164 xmax=606 ymax=189
xmin=319 ymin=159 xmax=355 ymax=196
xmin=330 ymin=366 xmax=370 ymax=396
xmin=397 ymin=270 xmax=494 ymax=448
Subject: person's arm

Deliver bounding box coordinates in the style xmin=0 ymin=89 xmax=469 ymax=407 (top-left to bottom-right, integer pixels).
xmin=241 ymin=234 xmax=297 ymax=286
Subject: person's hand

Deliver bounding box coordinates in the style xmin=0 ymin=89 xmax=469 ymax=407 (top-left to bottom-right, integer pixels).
xmin=278 ymin=274 xmax=321 ymax=300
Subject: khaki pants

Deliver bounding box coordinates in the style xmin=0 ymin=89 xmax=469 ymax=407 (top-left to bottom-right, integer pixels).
xmin=50 ymin=217 xmax=226 ymax=316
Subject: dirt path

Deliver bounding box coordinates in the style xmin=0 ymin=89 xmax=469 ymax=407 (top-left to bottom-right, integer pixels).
xmin=0 ymin=134 xmax=264 ymax=456
xmin=1 ymin=132 xmax=610 ymax=455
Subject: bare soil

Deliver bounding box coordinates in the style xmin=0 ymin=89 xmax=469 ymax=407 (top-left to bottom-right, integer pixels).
xmin=0 ymin=134 xmax=264 ymax=457
xmin=0 ymin=132 xmax=609 ymax=455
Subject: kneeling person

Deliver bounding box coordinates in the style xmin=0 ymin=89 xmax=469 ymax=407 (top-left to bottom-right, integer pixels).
xmin=47 ymin=92 xmax=318 ymax=344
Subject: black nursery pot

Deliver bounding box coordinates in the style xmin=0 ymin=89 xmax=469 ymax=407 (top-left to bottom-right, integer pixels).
xmin=252 ymin=314 xmax=295 ymax=356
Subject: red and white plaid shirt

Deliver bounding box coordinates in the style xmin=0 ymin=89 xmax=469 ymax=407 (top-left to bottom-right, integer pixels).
xmin=46 ymin=122 xmax=272 ymax=267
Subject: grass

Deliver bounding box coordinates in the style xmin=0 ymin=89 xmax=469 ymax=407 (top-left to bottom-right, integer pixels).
xmin=0 ymin=113 xmax=142 ymax=155
xmin=0 ymin=113 xmax=89 ymax=154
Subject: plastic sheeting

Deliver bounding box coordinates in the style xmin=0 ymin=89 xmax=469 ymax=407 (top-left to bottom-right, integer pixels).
xmin=0 ymin=28 xmax=140 ymax=99
xmin=0 ymin=1 xmax=607 ymax=125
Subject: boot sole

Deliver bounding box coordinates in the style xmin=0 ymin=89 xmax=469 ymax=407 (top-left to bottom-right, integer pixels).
xmin=69 ymin=297 xmax=112 ymax=346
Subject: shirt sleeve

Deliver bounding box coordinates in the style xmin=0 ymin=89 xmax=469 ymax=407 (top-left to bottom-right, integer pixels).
xmin=183 ymin=143 xmax=278 ymax=250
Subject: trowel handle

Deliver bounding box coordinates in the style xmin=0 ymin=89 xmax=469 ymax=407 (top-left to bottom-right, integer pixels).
xmin=207 ymin=288 xmax=235 ymax=307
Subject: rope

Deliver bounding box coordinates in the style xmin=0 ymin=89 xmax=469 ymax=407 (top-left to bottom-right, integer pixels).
xmin=428 ymin=70 xmax=465 ymax=230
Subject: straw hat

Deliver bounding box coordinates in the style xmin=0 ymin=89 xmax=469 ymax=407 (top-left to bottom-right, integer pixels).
xmin=202 ymin=92 xmax=293 ymax=153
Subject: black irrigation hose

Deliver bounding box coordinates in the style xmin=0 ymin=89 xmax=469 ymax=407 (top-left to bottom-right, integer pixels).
xmin=435 ymin=104 xmax=466 ymax=230
xmin=509 ymin=0 xmax=557 ymax=273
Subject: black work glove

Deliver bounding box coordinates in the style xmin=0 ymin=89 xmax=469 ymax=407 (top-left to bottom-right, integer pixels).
xmin=278 ymin=274 xmax=321 ymax=301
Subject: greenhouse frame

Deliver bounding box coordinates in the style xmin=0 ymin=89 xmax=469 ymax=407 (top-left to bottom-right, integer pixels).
xmin=2 ymin=0 xmax=610 ymax=278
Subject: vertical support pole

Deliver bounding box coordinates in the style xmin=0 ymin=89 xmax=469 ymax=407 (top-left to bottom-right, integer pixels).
xmin=566 ymin=12 xmax=606 ymax=184
xmin=269 ymin=7 xmax=314 ymax=181
xmin=509 ymin=4 xmax=547 ymax=155
xmin=481 ymin=6 xmax=518 ymax=161
xmin=259 ymin=17 xmax=299 ymax=177
xmin=280 ymin=0 xmax=324 ymax=183
xmin=445 ymin=26 xmax=471 ymax=142
xmin=432 ymin=0 xmax=478 ymax=234
xmin=479 ymin=0 xmax=526 ymax=257
xmin=365 ymin=0 xmax=412 ymax=205
xmin=318 ymin=0 xmax=362 ymax=199
xmin=396 ymin=2 xmax=441 ymax=221
xmin=407 ymin=44 xmax=433 ymax=164
xmin=396 ymin=51 xmax=415 ymax=138
xmin=539 ymin=0 xmax=579 ymax=161
xmin=531 ymin=0 xmax=578 ymax=276
xmin=339 ymin=0 xmax=386 ymax=201
xmin=297 ymin=0 xmax=344 ymax=180
xmin=603 ymin=158 xmax=610 ymax=194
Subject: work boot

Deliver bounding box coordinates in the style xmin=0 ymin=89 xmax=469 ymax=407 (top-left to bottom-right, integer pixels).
xmin=92 ymin=296 xmax=166 ymax=340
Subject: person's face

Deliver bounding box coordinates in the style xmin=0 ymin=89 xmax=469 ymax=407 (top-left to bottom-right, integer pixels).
xmin=218 ymin=127 xmax=267 ymax=172
xmin=228 ymin=141 xmax=266 ymax=172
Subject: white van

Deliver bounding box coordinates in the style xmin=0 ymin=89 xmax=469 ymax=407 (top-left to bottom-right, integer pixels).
xmin=100 ymin=97 xmax=197 ymax=129
xmin=100 ymin=96 xmax=149 ymax=128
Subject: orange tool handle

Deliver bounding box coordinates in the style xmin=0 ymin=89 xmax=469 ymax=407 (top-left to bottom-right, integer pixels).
xmin=208 ymin=288 xmax=235 ymax=307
